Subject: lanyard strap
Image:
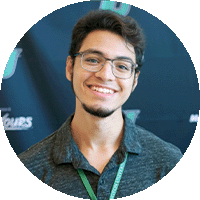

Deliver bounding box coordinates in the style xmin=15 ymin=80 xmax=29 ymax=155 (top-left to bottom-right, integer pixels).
xmin=77 ymin=152 xmax=128 ymax=200
xmin=77 ymin=169 xmax=97 ymax=200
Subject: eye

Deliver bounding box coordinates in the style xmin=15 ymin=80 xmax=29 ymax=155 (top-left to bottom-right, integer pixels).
xmin=117 ymin=65 xmax=129 ymax=70
xmin=83 ymin=53 xmax=103 ymax=66
xmin=115 ymin=61 xmax=131 ymax=72
xmin=85 ymin=58 xmax=99 ymax=64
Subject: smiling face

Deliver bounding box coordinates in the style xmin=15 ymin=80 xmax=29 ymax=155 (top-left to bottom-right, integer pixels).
xmin=66 ymin=30 xmax=139 ymax=118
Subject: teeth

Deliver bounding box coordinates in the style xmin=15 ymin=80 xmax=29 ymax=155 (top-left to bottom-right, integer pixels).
xmin=91 ymin=86 xmax=114 ymax=94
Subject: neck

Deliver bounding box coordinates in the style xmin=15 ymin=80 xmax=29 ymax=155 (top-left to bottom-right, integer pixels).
xmin=71 ymin=105 xmax=124 ymax=152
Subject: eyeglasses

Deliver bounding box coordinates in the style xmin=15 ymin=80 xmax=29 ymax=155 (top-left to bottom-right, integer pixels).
xmin=74 ymin=51 xmax=138 ymax=79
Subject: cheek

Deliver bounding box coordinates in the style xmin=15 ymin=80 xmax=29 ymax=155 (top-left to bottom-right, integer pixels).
xmin=73 ymin=67 xmax=91 ymax=89
xmin=122 ymin=78 xmax=135 ymax=94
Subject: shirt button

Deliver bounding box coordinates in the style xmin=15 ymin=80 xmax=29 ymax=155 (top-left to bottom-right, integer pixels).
xmin=100 ymin=179 xmax=105 ymax=185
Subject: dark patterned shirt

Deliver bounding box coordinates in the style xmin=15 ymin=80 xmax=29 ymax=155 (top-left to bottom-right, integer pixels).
xmin=18 ymin=113 xmax=182 ymax=199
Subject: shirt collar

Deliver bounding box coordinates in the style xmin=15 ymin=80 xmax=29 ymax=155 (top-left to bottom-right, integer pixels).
xmin=122 ymin=112 xmax=142 ymax=154
xmin=52 ymin=112 xmax=142 ymax=166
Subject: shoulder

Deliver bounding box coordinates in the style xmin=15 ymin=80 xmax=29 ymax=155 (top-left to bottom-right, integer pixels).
xmin=18 ymin=130 xmax=57 ymax=174
xmin=134 ymin=125 xmax=183 ymax=169
xmin=17 ymin=115 xmax=73 ymax=177
xmin=18 ymin=115 xmax=73 ymax=164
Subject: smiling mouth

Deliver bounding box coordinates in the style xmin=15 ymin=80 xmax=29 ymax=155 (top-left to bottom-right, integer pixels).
xmin=89 ymin=86 xmax=115 ymax=94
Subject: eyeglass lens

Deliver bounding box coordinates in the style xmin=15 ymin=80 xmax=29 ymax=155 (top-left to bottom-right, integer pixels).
xmin=81 ymin=53 xmax=133 ymax=79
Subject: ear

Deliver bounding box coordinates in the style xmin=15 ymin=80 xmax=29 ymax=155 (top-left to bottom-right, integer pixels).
xmin=66 ymin=56 xmax=73 ymax=81
xmin=131 ymin=71 xmax=140 ymax=92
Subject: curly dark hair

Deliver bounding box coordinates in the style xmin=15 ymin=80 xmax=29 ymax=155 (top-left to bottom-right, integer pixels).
xmin=69 ymin=9 xmax=145 ymax=73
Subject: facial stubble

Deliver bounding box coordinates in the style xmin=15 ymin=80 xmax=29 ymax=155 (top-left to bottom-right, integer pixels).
xmin=71 ymin=72 xmax=126 ymax=118
xmin=70 ymin=69 xmax=136 ymax=118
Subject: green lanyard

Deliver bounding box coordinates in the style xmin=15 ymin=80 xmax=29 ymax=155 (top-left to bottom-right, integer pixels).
xmin=77 ymin=152 xmax=128 ymax=200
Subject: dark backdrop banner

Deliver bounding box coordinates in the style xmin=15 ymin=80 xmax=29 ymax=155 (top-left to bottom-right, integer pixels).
xmin=0 ymin=1 xmax=199 ymax=155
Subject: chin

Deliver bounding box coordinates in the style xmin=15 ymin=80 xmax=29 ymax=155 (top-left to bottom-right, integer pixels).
xmin=82 ymin=103 xmax=115 ymax=118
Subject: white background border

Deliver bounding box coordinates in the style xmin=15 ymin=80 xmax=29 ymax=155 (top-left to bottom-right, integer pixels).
xmin=0 ymin=0 xmax=199 ymax=199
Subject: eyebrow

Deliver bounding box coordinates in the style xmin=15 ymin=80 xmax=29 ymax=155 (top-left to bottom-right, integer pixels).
xmin=82 ymin=48 xmax=134 ymax=63
xmin=82 ymin=49 xmax=104 ymax=55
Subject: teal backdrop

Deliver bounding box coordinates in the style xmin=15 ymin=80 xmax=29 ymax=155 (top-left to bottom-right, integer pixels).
xmin=0 ymin=1 xmax=199 ymax=155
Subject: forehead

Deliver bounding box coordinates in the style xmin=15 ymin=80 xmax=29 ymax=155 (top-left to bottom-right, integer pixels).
xmin=79 ymin=30 xmax=136 ymax=61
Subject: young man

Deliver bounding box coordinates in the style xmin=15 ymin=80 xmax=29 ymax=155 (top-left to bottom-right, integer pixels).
xmin=18 ymin=10 xmax=182 ymax=199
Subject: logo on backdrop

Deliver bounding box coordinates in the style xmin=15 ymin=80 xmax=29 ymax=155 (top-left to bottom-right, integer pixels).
xmin=99 ymin=0 xmax=131 ymax=16
xmin=3 ymin=48 xmax=23 ymax=79
xmin=123 ymin=109 xmax=141 ymax=123
xmin=2 ymin=113 xmax=33 ymax=131
xmin=189 ymin=114 xmax=199 ymax=123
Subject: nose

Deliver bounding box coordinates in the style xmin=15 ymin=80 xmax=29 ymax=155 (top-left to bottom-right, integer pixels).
xmin=94 ymin=61 xmax=116 ymax=81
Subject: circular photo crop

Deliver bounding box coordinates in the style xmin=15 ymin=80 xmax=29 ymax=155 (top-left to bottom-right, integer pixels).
xmin=0 ymin=1 xmax=199 ymax=200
